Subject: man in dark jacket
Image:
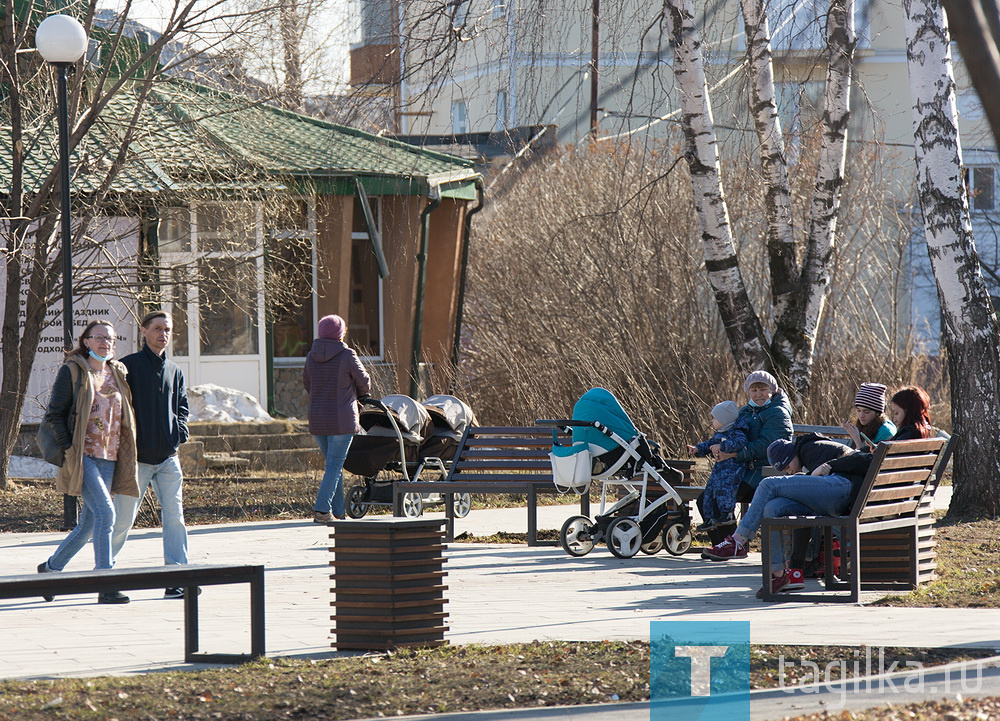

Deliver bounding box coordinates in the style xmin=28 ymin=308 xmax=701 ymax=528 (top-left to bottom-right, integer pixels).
xmin=111 ymin=310 xmax=191 ymax=598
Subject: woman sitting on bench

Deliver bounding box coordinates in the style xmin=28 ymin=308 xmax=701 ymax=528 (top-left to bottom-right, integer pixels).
xmin=703 ymin=386 xmax=934 ymax=596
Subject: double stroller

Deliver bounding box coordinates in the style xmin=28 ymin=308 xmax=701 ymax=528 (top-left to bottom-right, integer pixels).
xmin=550 ymin=388 xmax=693 ymax=558
xmin=343 ymin=394 xmax=476 ymax=518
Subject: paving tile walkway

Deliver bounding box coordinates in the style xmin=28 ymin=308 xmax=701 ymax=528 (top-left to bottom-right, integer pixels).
xmin=2 ymin=491 xmax=998 ymax=683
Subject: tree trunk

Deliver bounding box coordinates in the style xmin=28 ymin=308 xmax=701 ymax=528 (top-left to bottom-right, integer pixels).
xmin=904 ymin=0 xmax=1000 ymax=517
xmin=664 ymin=0 xmax=769 ymax=371
xmin=739 ymin=0 xmax=796 ymax=318
xmin=776 ymin=0 xmax=855 ymax=399
xmin=280 ymin=0 xmax=304 ymax=110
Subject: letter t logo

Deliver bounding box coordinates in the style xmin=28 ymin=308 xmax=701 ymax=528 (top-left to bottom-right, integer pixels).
xmin=674 ymin=646 xmax=729 ymax=696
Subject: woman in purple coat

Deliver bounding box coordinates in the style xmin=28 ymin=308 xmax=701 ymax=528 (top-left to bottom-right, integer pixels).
xmin=303 ymin=315 xmax=372 ymax=522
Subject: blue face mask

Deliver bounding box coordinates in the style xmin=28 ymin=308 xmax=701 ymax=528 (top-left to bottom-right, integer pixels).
xmin=748 ymin=397 xmax=772 ymax=408
xmin=89 ymin=350 xmax=113 ymax=362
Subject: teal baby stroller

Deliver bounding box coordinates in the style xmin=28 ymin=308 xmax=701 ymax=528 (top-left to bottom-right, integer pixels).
xmin=549 ymin=388 xmax=693 ymax=559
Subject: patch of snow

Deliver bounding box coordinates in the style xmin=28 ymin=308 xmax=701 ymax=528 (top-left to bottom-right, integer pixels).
xmin=188 ymin=384 xmax=274 ymax=423
xmin=9 ymin=455 xmax=58 ymax=479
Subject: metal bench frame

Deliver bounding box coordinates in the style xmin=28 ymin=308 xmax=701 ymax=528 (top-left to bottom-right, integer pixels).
xmin=0 ymin=564 xmax=266 ymax=663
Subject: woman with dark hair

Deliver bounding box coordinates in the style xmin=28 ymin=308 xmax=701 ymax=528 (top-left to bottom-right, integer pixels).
xmin=37 ymin=320 xmax=139 ymax=604
xmin=887 ymin=386 xmax=933 ymax=439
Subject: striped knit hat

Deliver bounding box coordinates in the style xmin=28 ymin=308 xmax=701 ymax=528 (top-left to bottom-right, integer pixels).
xmin=854 ymin=383 xmax=887 ymax=413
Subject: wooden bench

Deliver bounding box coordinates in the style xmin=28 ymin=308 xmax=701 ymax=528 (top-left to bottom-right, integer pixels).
xmin=393 ymin=426 xmax=591 ymax=545
xmin=775 ymin=423 xmax=952 ymax=586
xmin=0 ymin=564 xmax=265 ymax=663
xmin=760 ymin=437 xmax=950 ymax=602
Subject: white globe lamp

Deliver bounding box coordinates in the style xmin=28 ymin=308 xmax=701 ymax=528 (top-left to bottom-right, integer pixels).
xmin=36 ymin=14 xmax=88 ymax=64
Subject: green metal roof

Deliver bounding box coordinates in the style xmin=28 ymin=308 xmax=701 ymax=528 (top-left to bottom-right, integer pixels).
xmin=1 ymin=76 xmax=479 ymax=199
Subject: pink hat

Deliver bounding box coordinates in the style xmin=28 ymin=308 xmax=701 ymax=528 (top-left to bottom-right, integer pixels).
xmin=317 ymin=314 xmax=346 ymax=341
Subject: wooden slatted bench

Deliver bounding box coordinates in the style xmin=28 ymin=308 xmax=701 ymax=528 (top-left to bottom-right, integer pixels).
xmin=778 ymin=423 xmax=952 ymax=587
xmin=0 ymin=564 xmax=265 ymax=663
xmin=393 ymin=425 xmax=591 ymax=546
xmin=760 ymin=436 xmax=950 ymax=602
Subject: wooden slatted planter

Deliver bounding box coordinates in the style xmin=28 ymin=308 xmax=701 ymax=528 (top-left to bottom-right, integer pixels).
xmin=330 ymin=518 xmax=448 ymax=650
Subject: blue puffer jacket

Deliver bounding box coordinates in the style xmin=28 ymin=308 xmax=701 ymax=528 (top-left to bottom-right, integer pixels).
xmin=734 ymin=391 xmax=794 ymax=489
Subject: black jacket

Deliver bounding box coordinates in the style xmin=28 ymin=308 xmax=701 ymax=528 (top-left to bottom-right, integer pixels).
xmin=825 ymin=425 xmax=926 ymax=507
xmin=120 ymin=345 xmax=189 ymax=464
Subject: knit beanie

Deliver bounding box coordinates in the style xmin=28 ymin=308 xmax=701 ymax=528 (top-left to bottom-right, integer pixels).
xmin=767 ymin=438 xmax=798 ymax=472
xmin=711 ymin=401 xmax=740 ymax=430
xmin=317 ymin=314 xmax=346 ymax=341
xmin=854 ymin=383 xmax=887 ymax=413
xmin=744 ymin=370 xmax=778 ymax=394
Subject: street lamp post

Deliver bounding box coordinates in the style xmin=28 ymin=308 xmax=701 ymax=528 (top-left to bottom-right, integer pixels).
xmin=36 ymin=14 xmax=88 ymax=530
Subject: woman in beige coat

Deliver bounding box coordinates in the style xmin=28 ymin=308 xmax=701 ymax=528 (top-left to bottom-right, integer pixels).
xmin=38 ymin=320 xmax=138 ymax=604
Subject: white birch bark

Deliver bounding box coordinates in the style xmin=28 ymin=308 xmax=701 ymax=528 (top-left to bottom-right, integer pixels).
xmin=739 ymin=0 xmax=796 ymax=317
xmin=779 ymin=0 xmax=855 ymax=398
xmin=664 ymin=0 xmax=768 ymax=370
xmin=904 ymin=0 xmax=1000 ymax=516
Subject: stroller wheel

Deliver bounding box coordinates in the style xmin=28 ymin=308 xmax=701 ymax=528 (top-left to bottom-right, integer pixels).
xmin=560 ymin=515 xmax=597 ymax=557
xmin=402 ymin=492 xmax=423 ymax=518
xmin=606 ymin=517 xmax=642 ymax=558
xmin=453 ymin=493 xmax=472 ymax=518
xmin=663 ymin=521 xmax=693 ymax=556
xmin=346 ymin=485 xmax=369 ymax=519
xmin=640 ymin=535 xmax=664 ymax=555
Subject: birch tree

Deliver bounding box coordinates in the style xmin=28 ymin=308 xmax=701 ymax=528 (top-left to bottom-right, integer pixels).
xmin=664 ymin=0 xmax=856 ymax=399
xmin=903 ymin=0 xmax=1000 ymax=516
xmin=663 ymin=0 xmax=768 ymax=370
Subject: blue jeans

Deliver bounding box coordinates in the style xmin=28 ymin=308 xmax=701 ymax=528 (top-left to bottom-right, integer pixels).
xmin=111 ymin=455 xmax=188 ymax=565
xmin=735 ymin=473 xmax=853 ymax=566
xmin=314 ymin=434 xmax=353 ymax=516
xmin=48 ymin=456 xmax=117 ymax=571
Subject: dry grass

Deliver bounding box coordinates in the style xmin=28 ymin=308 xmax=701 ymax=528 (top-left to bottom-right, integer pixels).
xmin=0 ymin=642 xmax=994 ymax=721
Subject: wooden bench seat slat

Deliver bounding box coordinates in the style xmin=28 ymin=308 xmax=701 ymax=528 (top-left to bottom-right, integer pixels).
xmin=460 ymin=449 xmax=551 ymax=458
xmin=454 ymin=460 xmax=552 ymax=470
xmin=867 ymin=484 xmax=927 ymax=502
xmin=871 ymin=469 xmax=933 ymax=487
xmin=877 ymin=453 xmax=942 ymax=470
xmin=858 ymin=499 xmax=921 ymax=520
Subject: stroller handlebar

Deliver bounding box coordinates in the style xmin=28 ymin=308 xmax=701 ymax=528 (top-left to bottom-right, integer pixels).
xmin=359 ymin=396 xmax=387 ymax=411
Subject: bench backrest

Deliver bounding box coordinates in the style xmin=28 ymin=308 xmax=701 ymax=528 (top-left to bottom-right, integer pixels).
xmin=849 ymin=437 xmax=949 ymax=524
xmin=446 ymin=426 xmax=570 ymax=483
xmin=793 ymin=423 xmax=851 ymax=438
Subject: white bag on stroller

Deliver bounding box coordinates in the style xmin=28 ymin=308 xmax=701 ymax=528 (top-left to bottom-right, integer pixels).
xmin=549 ymin=442 xmax=592 ymax=494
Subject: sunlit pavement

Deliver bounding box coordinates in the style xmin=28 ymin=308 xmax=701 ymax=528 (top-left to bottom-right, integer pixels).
xmin=4 ymin=492 xmax=1000 ymax=720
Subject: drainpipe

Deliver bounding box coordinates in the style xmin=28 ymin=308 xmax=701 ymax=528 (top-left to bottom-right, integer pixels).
xmin=409 ymin=185 xmax=442 ymax=398
xmin=449 ymin=178 xmax=485 ymax=388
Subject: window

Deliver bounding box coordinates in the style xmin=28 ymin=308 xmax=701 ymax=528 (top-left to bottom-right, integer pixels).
xmin=452 ymin=99 xmax=468 ymax=134
xmin=969 ymin=166 xmax=996 ymax=211
xmin=496 ymin=90 xmax=508 ymax=131
xmin=158 ymin=207 xmax=191 ymax=253
xmin=350 ymin=196 xmax=383 ymax=357
xmin=267 ymin=199 xmax=314 ymax=359
xmin=359 ymin=0 xmax=393 ymax=44
xmin=157 ymin=202 xmax=262 ymax=358
xmin=453 ymin=0 xmax=470 ymax=30
xmin=198 ymin=257 xmax=259 ymax=355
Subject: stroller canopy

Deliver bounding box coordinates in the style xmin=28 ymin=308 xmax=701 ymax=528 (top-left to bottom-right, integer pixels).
xmin=361 ymin=395 xmax=430 ymax=443
xmin=571 ymin=388 xmax=640 ymax=453
xmin=423 ymin=395 xmax=477 ymax=436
